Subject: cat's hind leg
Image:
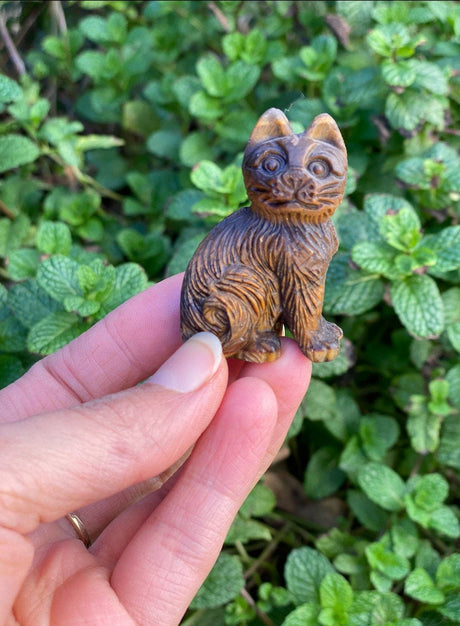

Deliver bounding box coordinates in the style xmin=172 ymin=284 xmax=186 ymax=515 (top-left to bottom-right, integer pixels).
xmin=183 ymin=264 xmax=282 ymax=362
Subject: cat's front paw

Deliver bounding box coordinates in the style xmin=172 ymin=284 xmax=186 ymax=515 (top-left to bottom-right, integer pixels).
xmin=233 ymin=332 xmax=281 ymax=363
xmin=302 ymin=320 xmax=343 ymax=363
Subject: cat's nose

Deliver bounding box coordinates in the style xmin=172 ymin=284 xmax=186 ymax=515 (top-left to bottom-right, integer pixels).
xmin=296 ymin=182 xmax=317 ymax=203
xmin=281 ymin=169 xmax=305 ymax=189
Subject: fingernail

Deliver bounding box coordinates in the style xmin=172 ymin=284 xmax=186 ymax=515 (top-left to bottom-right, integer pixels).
xmin=147 ymin=332 xmax=222 ymax=393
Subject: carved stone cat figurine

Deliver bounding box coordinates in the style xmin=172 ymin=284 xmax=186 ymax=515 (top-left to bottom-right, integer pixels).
xmin=180 ymin=108 xmax=347 ymax=363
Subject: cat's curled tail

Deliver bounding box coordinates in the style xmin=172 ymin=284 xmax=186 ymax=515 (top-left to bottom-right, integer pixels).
xmin=181 ymin=263 xmax=282 ymax=360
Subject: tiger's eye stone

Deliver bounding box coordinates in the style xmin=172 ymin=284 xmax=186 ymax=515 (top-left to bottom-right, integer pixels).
xmin=180 ymin=108 xmax=347 ymax=363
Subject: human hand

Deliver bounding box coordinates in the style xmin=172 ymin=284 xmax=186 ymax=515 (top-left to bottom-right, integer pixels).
xmin=0 ymin=273 xmax=311 ymax=626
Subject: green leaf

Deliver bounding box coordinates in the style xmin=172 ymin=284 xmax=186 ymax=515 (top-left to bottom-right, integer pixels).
xmin=63 ymin=295 xmax=100 ymax=316
xmin=7 ymin=248 xmax=40 ymax=281
xmin=365 ymin=539 xmax=410 ymax=580
xmin=225 ymin=516 xmax=271 ymax=544
xmin=404 ymin=568 xmax=445 ymax=604
xmin=222 ymin=31 xmax=245 ymax=61
xmin=426 ymin=226 xmax=460 ymax=273
xmin=172 ymin=75 xmax=201 ymax=108
xmin=27 ymin=311 xmax=86 ymax=355
xmin=440 ymin=593 xmax=460 ymax=621
xmin=395 ymin=156 xmax=429 ymax=188
xmin=36 ymin=221 xmax=72 ymax=255
xmin=316 ymin=529 xmax=356 ymax=560
xmin=367 ymin=23 xmax=412 ymax=57
xmin=0 ymin=215 xmax=31 ymax=257
xmin=37 ymin=255 xmax=81 ymax=302
xmin=358 ymin=462 xmax=405 ymax=511
xmin=428 ymin=379 xmax=451 ymax=415
xmin=75 ymin=134 xmax=124 ymax=152
xmin=407 ymin=409 xmax=442 ymax=454
xmin=8 ymin=279 xmax=62 ymax=329
xmin=379 ymin=207 xmax=421 ymax=251
xmin=324 ymin=255 xmax=385 ymax=316
xmin=429 ymin=506 xmax=460 ymax=539
xmin=351 ymin=241 xmax=397 ymax=277
xmin=446 ymin=365 xmax=460 ymax=409
xmin=363 ymin=195 xmax=415 ymax=235
xmin=188 ymin=90 xmax=223 ymax=121
xmin=99 ymin=263 xmax=148 ymax=315
xmin=106 ymin=12 xmax=127 ymax=43
xmin=390 ymin=275 xmax=444 ymax=339
xmin=336 ymin=207 xmax=374 ymax=250
xmin=381 ymin=59 xmax=416 ymax=87
xmin=224 ymin=62 xmax=260 ymax=102
xmin=239 ymin=483 xmax=275 ymax=518
xmin=0 ymin=306 xmax=27 ymax=352
xmin=438 ymin=415 xmax=460 ymax=470
xmin=385 ymin=90 xmax=425 ymax=131
xmin=166 ymin=233 xmax=207 ymax=277
xmin=319 ymin=573 xmax=353 ymax=620
xmin=348 ymin=590 xmax=412 ymax=625
xmin=445 ymin=326 xmax=460 ymax=355
xmin=391 ymin=518 xmax=419 ymax=559
xmin=196 ymin=54 xmax=227 ymax=97
xmin=304 ymin=447 xmax=346 ymax=499
xmin=0 ymin=354 xmax=24 ymax=387
xmin=340 ymin=435 xmax=368 ymax=481
xmin=415 ymin=540 xmax=441 ymax=579
xmin=410 ymin=59 xmax=449 ymax=95
xmin=165 ymin=189 xmax=204 ymax=223
xmin=75 ymin=50 xmax=109 ymax=81
xmin=285 ymin=547 xmax=334 ymax=604
xmin=79 ymin=15 xmax=111 ymax=42
xmin=180 ymin=131 xmax=216 ymax=167
xmin=0 ymin=73 xmax=22 ymax=103
xmin=77 ymin=260 xmax=115 ymax=300
xmin=409 ymin=473 xmax=449 ymax=511
xmin=303 ymin=379 xmax=336 ymax=422
xmin=360 ymin=414 xmax=399 ymax=461
xmin=190 ymin=553 xmax=244 ymax=609
xmin=347 ymin=490 xmax=390 ymax=532
xmin=281 ymin=603 xmax=320 ymax=626
xmin=190 ymin=161 xmax=224 ymax=194
xmin=436 ymin=553 xmax=460 ymax=592
xmin=146 ymin=129 xmax=182 ymax=160
xmin=192 ymin=197 xmax=231 ymax=219
xmin=122 ymin=100 xmax=160 ymax=136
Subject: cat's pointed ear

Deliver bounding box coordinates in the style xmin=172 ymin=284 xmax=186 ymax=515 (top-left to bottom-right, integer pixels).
xmin=305 ymin=113 xmax=346 ymax=153
xmin=247 ymin=108 xmax=293 ymax=146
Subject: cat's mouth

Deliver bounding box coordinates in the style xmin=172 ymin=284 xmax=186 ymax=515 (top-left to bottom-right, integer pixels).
xmin=266 ymin=199 xmax=320 ymax=210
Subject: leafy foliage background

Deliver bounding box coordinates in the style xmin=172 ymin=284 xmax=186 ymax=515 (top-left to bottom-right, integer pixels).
xmin=1 ymin=1 xmax=460 ymax=624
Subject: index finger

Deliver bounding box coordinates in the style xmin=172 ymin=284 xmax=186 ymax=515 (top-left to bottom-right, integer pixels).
xmin=0 ymin=273 xmax=184 ymax=422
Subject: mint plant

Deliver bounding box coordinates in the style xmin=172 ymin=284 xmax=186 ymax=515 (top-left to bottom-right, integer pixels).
xmin=1 ymin=1 xmax=460 ymax=624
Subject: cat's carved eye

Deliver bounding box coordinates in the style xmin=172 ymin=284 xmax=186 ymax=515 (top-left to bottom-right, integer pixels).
xmin=261 ymin=154 xmax=286 ymax=174
xmin=307 ymin=159 xmax=330 ymax=178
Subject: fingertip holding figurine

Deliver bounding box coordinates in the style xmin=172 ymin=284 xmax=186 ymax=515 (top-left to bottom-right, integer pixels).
xmin=181 ymin=108 xmax=347 ymax=363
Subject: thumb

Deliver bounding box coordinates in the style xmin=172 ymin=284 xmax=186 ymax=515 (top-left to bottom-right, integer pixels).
xmin=0 ymin=333 xmax=227 ymax=534
xmin=148 ymin=331 xmax=222 ymax=392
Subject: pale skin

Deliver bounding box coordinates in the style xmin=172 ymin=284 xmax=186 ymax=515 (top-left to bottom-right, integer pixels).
xmin=0 ymin=273 xmax=311 ymax=626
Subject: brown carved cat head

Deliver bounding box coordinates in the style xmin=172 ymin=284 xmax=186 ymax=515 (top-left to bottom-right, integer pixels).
xmin=242 ymin=108 xmax=347 ymax=224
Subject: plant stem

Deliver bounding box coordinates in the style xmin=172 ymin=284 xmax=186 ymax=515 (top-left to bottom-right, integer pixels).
xmin=244 ymin=523 xmax=291 ymax=580
xmin=0 ymin=198 xmax=16 ymax=219
xmin=239 ymin=588 xmax=275 ymax=626
xmin=0 ymin=8 xmax=26 ymax=76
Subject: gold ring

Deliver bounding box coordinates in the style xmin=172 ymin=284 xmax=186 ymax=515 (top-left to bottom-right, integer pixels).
xmin=65 ymin=513 xmax=91 ymax=548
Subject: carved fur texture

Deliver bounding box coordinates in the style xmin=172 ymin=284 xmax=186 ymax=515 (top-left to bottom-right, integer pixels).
xmin=180 ymin=108 xmax=347 ymax=363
